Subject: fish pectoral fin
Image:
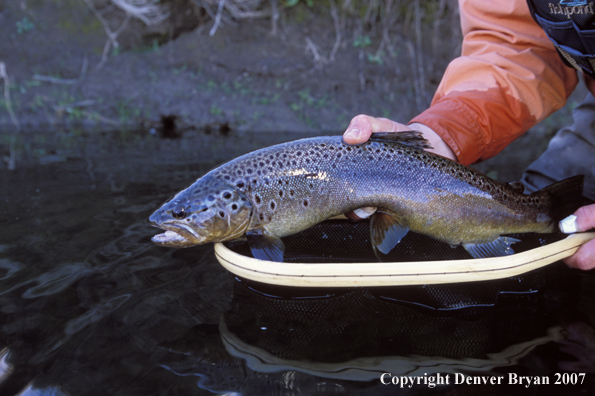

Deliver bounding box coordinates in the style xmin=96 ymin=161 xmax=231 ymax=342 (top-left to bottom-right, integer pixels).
xmin=247 ymin=231 xmax=285 ymax=262
xmin=462 ymin=236 xmax=521 ymax=259
xmin=369 ymin=131 xmax=433 ymax=150
xmin=370 ymin=212 xmax=409 ymax=256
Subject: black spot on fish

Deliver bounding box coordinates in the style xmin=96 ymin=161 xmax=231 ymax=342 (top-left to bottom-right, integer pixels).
xmin=270 ymin=201 xmax=276 ymax=210
xmin=219 ymin=211 xmax=225 ymax=218
xmin=231 ymin=204 xmax=238 ymax=210
xmin=303 ymin=199 xmax=309 ymax=207
xmin=279 ymin=190 xmax=284 ymax=198
xmin=222 ymin=192 xmax=232 ymax=199
xmin=237 ymin=182 xmax=245 ymax=188
xmin=309 ymin=183 xmax=314 ymax=189
xmin=289 ymin=190 xmax=295 ymax=197
xmin=255 ymin=195 xmax=261 ymax=205
xmin=259 ymin=213 xmax=265 ymax=221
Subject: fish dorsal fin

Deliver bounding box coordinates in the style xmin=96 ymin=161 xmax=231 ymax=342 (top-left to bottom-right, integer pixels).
xmin=463 ymin=236 xmax=521 ymax=259
xmin=370 ymin=211 xmax=409 ymax=257
xmin=247 ymin=231 xmax=285 ymax=262
xmin=508 ymin=181 xmax=525 ymax=194
xmin=370 ymin=131 xmax=433 ymax=150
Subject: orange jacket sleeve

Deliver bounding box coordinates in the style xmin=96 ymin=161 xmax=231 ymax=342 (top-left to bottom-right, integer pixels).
xmin=409 ymin=0 xmax=579 ymax=165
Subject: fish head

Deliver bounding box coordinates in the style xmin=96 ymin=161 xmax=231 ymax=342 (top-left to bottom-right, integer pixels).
xmin=149 ymin=179 xmax=252 ymax=248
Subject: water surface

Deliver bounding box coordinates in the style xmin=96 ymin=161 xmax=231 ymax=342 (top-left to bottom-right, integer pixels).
xmin=1 ymin=130 xmax=594 ymax=395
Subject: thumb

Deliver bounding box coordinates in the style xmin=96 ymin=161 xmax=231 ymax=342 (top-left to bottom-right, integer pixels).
xmin=343 ymin=115 xmax=410 ymax=145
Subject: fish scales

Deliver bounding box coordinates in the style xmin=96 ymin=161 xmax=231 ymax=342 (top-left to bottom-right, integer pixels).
xmin=149 ymin=135 xmax=583 ymax=261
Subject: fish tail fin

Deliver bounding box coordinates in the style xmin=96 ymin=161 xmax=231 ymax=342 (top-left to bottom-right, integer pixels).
xmin=536 ymin=175 xmax=585 ymax=222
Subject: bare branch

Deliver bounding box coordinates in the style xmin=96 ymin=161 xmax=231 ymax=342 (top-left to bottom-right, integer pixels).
xmin=0 ymin=62 xmax=20 ymax=130
xmin=0 ymin=62 xmax=19 ymax=171
xmin=329 ymin=0 xmax=342 ymax=62
xmin=111 ymin=0 xmax=170 ymax=26
xmin=209 ymin=0 xmax=227 ymax=36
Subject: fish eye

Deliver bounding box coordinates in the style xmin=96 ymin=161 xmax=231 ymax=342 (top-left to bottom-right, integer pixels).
xmin=172 ymin=205 xmax=188 ymax=219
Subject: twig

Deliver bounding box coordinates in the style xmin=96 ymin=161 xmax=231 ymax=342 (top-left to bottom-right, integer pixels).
xmin=33 ymin=75 xmax=78 ymax=85
xmin=209 ymin=0 xmax=226 ymax=36
xmin=329 ymin=0 xmax=342 ymax=62
xmin=406 ymin=41 xmax=423 ymax=111
xmin=0 ymin=62 xmax=20 ymax=130
xmin=305 ymin=37 xmax=327 ymax=66
xmin=111 ymin=0 xmax=170 ymax=26
xmin=84 ymin=0 xmax=132 ymax=69
xmin=414 ymin=0 xmax=426 ymax=103
xmin=269 ymin=0 xmax=279 ymax=35
xmin=0 ymin=62 xmax=19 ymax=171
xmin=54 ymin=100 xmax=97 ymax=111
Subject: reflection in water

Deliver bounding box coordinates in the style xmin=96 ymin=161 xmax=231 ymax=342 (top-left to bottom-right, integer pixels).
xmin=0 ymin=130 xmax=594 ymax=395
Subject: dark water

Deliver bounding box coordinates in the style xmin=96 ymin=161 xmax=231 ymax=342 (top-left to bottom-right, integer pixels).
xmin=1 ymin=130 xmax=595 ymax=395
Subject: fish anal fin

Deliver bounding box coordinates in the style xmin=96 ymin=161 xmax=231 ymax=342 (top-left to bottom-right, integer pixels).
xmin=369 ymin=131 xmax=433 ymax=150
xmin=370 ymin=212 xmax=409 ymax=256
xmin=463 ymin=236 xmax=521 ymax=259
xmin=247 ymin=231 xmax=285 ymax=262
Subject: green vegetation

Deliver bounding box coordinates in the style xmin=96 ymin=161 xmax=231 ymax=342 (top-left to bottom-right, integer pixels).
xmin=16 ymin=17 xmax=35 ymax=34
xmin=353 ymin=35 xmax=371 ymax=48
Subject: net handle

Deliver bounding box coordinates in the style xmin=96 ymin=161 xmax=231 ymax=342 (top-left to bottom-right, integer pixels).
xmin=214 ymin=232 xmax=595 ymax=287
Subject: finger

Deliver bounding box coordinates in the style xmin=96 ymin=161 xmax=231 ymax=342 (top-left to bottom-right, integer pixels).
xmin=564 ymin=238 xmax=595 ymax=270
xmin=343 ymin=115 xmax=409 ymax=145
xmin=573 ymin=204 xmax=595 ymax=232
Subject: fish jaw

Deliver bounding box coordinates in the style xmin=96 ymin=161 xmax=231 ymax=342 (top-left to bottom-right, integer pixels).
xmin=150 ymin=222 xmax=206 ymax=248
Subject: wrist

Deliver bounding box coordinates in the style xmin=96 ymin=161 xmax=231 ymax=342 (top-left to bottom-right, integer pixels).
xmin=408 ymin=123 xmax=457 ymax=161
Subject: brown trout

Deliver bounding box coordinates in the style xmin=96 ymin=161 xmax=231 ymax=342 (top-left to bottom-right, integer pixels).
xmin=149 ymin=133 xmax=583 ymax=262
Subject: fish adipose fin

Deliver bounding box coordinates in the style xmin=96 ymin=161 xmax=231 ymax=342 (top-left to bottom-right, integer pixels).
xmin=508 ymin=181 xmax=525 ymax=194
xmin=538 ymin=175 xmax=584 ymax=221
xmin=369 ymin=131 xmax=433 ymax=150
xmin=370 ymin=212 xmax=409 ymax=257
xmin=463 ymin=236 xmax=521 ymax=259
xmin=247 ymin=232 xmax=285 ymax=262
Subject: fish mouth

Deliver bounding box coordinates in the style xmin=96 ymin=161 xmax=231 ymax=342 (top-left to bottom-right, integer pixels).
xmin=150 ymin=222 xmax=205 ymax=247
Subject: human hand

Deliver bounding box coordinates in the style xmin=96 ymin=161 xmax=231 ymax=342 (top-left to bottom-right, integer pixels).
xmin=342 ymin=115 xmax=457 ymax=221
xmin=563 ymin=204 xmax=595 ymax=270
xmin=342 ymin=114 xmax=457 ymax=161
